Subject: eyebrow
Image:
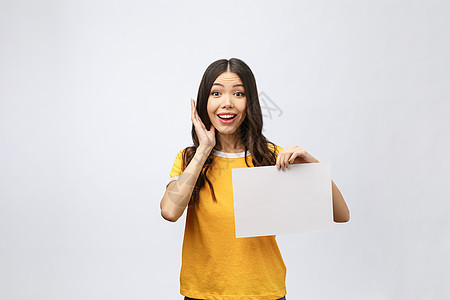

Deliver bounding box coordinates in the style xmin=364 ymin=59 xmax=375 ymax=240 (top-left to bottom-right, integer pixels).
xmin=212 ymin=83 xmax=244 ymax=88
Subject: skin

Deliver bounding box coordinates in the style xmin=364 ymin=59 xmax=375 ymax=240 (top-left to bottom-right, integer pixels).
xmin=160 ymin=71 xmax=349 ymax=223
xmin=207 ymin=71 xmax=247 ymax=152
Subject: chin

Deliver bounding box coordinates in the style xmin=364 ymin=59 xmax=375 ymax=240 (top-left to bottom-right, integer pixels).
xmin=216 ymin=128 xmax=238 ymax=135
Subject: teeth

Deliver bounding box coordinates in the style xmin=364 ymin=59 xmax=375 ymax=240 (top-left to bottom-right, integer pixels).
xmin=219 ymin=114 xmax=236 ymax=119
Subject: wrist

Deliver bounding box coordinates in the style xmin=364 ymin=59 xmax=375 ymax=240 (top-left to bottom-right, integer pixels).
xmin=195 ymin=146 xmax=212 ymax=159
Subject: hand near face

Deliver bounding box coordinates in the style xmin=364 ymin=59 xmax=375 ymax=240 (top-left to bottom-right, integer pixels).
xmin=191 ymin=98 xmax=216 ymax=151
xmin=276 ymin=145 xmax=319 ymax=171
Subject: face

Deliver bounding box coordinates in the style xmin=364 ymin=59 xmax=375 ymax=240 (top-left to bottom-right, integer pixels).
xmin=207 ymin=71 xmax=247 ymax=136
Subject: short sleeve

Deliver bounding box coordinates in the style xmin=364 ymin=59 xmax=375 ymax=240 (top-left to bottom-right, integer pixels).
xmin=166 ymin=149 xmax=185 ymax=188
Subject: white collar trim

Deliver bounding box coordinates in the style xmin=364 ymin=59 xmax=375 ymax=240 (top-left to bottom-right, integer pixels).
xmin=212 ymin=149 xmax=250 ymax=158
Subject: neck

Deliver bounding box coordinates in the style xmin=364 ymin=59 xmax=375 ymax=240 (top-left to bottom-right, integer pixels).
xmin=215 ymin=132 xmax=245 ymax=153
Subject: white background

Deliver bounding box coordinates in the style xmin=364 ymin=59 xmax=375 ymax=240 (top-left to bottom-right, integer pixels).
xmin=1 ymin=0 xmax=449 ymax=299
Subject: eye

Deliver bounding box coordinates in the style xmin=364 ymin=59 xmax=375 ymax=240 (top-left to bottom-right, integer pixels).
xmin=211 ymin=91 xmax=220 ymax=96
xmin=235 ymin=92 xmax=245 ymax=97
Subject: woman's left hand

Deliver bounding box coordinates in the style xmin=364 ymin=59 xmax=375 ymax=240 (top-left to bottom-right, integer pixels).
xmin=276 ymin=145 xmax=320 ymax=171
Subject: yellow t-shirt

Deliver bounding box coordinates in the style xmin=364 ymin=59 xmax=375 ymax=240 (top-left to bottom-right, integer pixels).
xmin=167 ymin=144 xmax=287 ymax=300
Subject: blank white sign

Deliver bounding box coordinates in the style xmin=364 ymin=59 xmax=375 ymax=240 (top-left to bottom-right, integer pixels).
xmin=232 ymin=162 xmax=334 ymax=238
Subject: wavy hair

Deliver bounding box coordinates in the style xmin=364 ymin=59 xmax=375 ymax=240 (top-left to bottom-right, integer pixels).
xmin=182 ymin=58 xmax=279 ymax=205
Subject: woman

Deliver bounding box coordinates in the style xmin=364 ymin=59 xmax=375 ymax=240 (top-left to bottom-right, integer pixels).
xmin=160 ymin=58 xmax=350 ymax=300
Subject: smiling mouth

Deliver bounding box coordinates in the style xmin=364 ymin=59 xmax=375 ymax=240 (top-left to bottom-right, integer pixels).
xmin=218 ymin=114 xmax=237 ymax=120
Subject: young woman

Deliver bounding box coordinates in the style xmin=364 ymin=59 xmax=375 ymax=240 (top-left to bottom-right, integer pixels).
xmin=160 ymin=58 xmax=350 ymax=300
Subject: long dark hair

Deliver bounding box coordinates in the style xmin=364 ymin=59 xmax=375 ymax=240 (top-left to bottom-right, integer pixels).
xmin=182 ymin=58 xmax=279 ymax=205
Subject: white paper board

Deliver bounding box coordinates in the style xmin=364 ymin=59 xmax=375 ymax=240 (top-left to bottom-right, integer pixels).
xmin=232 ymin=162 xmax=333 ymax=238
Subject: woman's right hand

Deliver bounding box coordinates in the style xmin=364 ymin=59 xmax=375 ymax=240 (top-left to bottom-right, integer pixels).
xmin=191 ymin=98 xmax=216 ymax=152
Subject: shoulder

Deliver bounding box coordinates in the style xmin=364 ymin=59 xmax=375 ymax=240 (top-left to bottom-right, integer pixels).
xmin=176 ymin=148 xmax=186 ymax=156
xmin=172 ymin=149 xmax=185 ymax=161
xmin=174 ymin=146 xmax=192 ymax=157
xmin=170 ymin=148 xmax=188 ymax=167
xmin=267 ymin=143 xmax=284 ymax=154
xmin=173 ymin=146 xmax=198 ymax=165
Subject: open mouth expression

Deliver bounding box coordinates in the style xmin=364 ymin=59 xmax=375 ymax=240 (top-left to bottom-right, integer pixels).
xmin=207 ymin=72 xmax=247 ymax=135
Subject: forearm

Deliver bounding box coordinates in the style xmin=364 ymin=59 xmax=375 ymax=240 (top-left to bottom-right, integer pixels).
xmin=160 ymin=147 xmax=211 ymax=222
xmin=331 ymin=180 xmax=350 ymax=222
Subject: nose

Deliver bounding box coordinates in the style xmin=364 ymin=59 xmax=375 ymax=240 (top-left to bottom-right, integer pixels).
xmin=221 ymin=94 xmax=233 ymax=108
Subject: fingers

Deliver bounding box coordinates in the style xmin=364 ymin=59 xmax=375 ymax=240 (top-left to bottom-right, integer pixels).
xmin=191 ymin=98 xmax=196 ymax=123
xmin=276 ymin=150 xmax=288 ymax=171
xmin=191 ymin=98 xmax=212 ymax=135
xmin=276 ymin=148 xmax=308 ymax=171
xmin=276 ymin=154 xmax=284 ymax=170
xmin=278 ymin=152 xmax=292 ymax=171
xmin=191 ymin=98 xmax=205 ymax=129
xmin=276 ymin=145 xmax=321 ymax=171
xmin=191 ymin=98 xmax=200 ymax=122
xmin=288 ymin=153 xmax=298 ymax=164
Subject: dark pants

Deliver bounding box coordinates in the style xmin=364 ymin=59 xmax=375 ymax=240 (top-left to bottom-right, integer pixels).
xmin=185 ymin=297 xmax=286 ymax=300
